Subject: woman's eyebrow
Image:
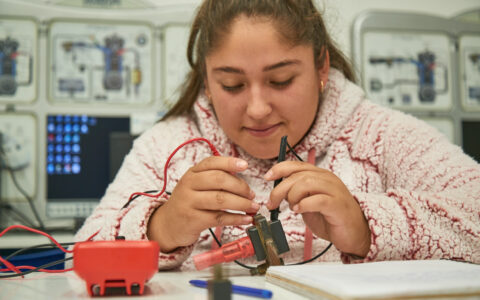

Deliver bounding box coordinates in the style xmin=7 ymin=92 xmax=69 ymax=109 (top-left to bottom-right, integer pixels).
xmin=213 ymin=66 xmax=243 ymax=74
xmin=263 ymin=59 xmax=301 ymax=71
xmin=212 ymin=59 xmax=301 ymax=74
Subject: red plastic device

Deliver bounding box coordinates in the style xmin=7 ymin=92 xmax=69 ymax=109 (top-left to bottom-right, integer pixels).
xmin=193 ymin=236 xmax=255 ymax=270
xmin=73 ymin=240 xmax=159 ymax=296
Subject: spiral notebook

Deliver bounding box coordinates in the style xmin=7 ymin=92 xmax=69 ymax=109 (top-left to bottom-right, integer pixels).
xmin=266 ymin=260 xmax=480 ymax=299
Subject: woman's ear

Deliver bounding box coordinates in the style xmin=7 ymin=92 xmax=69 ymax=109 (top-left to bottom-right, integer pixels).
xmin=317 ymin=48 xmax=330 ymax=93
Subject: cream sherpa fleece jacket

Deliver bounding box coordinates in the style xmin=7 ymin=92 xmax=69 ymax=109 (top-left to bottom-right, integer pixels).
xmin=74 ymin=69 xmax=480 ymax=270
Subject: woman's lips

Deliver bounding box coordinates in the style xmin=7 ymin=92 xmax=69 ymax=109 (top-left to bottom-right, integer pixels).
xmin=245 ymin=124 xmax=280 ymax=137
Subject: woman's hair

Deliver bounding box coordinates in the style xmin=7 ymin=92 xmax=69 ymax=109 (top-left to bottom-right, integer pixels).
xmin=163 ymin=0 xmax=355 ymax=119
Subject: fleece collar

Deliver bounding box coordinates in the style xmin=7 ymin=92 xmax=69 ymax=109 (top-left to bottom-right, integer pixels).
xmin=192 ymin=68 xmax=365 ymax=169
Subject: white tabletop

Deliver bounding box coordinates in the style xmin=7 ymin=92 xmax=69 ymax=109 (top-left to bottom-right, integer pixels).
xmin=0 ymin=232 xmax=75 ymax=249
xmin=0 ymin=264 xmax=307 ymax=300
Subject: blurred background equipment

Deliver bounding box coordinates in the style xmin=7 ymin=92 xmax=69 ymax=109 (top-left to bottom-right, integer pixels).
xmin=0 ymin=0 xmax=478 ymax=237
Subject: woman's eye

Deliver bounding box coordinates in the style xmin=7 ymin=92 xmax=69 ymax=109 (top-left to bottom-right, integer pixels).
xmin=221 ymin=84 xmax=244 ymax=92
xmin=270 ymin=77 xmax=293 ymax=87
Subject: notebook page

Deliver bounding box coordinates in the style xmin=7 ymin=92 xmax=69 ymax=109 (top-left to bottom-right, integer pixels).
xmin=266 ymin=260 xmax=480 ymax=298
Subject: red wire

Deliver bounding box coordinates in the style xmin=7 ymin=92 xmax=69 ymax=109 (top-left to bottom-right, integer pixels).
xmin=0 ymin=138 xmax=220 ymax=276
xmin=127 ymin=137 xmax=220 ymax=202
xmin=0 ymin=256 xmax=22 ymax=275
xmin=0 ymin=224 xmax=75 ymax=275
xmin=0 ymin=225 xmax=73 ymax=254
xmin=86 ymin=229 xmax=100 ymax=241
xmin=0 ymin=266 xmax=73 ymax=273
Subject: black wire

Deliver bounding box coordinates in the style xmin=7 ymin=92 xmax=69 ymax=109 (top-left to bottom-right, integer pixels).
xmin=288 ymin=242 xmax=333 ymax=265
xmin=4 ymin=165 xmax=46 ymax=231
xmin=122 ymin=190 xmax=161 ymax=209
xmin=286 ymin=142 xmax=303 ymax=161
xmin=0 ymin=142 xmax=47 ymax=231
xmin=283 ymin=141 xmax=333 ymax=264
xmin=0 ymin=256 xmax=73 ymax=279
xmin=208 ymin=226 xmax=332 ymax=269
xmin=0 ymin=203 xmax=37 ymax=228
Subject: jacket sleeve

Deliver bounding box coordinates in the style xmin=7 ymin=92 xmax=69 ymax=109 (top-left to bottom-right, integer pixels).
xmin=345 ymin=106 xmax=480 ymax=264
xmin=74 ymin=124 xmax=195 ymax=270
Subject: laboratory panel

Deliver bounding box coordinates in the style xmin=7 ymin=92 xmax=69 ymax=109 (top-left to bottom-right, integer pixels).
xmin=0 ymin=113 xmax=37 ymax=201
xmin=0 ymin=16 xmax=37 ymax=103
xmin=459 ymin=34 xmax=480 ymax=111
xmin=48 ymin=19 xmax=154 ymax=105
xmin=362 ymin=30 xmax=452 ymax=111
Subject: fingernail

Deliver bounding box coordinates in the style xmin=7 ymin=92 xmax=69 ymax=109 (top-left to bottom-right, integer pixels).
xmin=236 ymin=159 xmax=248 ymax=169
xmin=251 ymin=202 xmax=260 ymax=210
xmin=264 ymin=170 xmax=273 ymax=180
xmin=249 ymin=190 xmax=256 ymax=199
xmin=266 ymin=201 xmax=271 ymax=209
xmin=293 ymin=205 xmax=299 ymax=212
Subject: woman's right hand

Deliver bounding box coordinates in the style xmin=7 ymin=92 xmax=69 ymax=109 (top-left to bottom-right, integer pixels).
xmin=147 ymin=156 xmax=258 ymax=252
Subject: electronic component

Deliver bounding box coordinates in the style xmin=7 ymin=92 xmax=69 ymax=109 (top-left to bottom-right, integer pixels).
xmin=193 ymin=214 xmax=289 ymax=275
xmin=73 ymin=239 xmax=159 ymax=296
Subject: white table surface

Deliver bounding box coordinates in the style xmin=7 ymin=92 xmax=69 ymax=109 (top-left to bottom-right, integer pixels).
xmin=0 ymin=264 xmax=307 ymax=300
xmin=0 ymin=232 xmax=75 ymax=249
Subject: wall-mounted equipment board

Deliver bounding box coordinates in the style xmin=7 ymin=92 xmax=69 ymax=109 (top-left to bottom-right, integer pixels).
xmin=0 ymin=113 xmax=37 ymax=201
xmin=363 ymin=31 xmax=452 ymax=111
xmin=459 ymin=34 xmax=480 ymax=111
xmin=352 ymin=11 xmax=480 ymax=149
xmin=48 ymin=19 xmax=154 ymax=105
xmin=0 ymin=17 xmax=37 ymax=103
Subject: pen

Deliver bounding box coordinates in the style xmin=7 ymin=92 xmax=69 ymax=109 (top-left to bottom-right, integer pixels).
xmin=189 ymin=279 xmax=273 ymax=299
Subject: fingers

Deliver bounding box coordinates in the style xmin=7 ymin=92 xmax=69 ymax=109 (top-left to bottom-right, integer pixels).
xmin=291 ymin=194 xmax=331 ymax=214
xmin=267 ymin=171 xmax=339 ymax=210
xmin=197 ymin=210 xmax=254 ymax=228
xmin=193 ymin=190 xmax=260 ymax=213
xmin=192 ymin=156 xmax=248 ymax=173
xmin=189 ymin=169 xmax=254 ymax=199
xmin=264 ymin=161 xmax=320 ymax=181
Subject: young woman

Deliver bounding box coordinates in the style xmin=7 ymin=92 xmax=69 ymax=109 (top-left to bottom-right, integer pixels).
xmin=75 ymin=0 xmax=480 ymax=270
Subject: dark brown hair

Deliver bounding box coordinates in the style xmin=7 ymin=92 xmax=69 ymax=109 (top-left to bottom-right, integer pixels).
xmin=163 ymin=0 xmax=355 ymax=119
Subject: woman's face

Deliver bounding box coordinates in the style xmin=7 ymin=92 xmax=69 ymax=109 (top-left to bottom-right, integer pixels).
xmin=205 ymin=16 xmax=329 ymax=159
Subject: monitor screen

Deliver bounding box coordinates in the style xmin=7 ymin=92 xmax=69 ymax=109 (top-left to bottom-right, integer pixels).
xmin=462 ymin=121 xmax=480 ymax=163
xmin=46 ymin=114 xmax=132 ymax=218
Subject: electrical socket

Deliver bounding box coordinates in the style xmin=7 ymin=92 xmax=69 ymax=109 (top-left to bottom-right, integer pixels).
xmin=0 ymin=114 xmax=36 ymax=202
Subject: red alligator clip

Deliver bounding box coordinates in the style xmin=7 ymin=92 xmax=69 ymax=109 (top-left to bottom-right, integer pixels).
xmin=193 ymin=236 xmax=255 ymax=270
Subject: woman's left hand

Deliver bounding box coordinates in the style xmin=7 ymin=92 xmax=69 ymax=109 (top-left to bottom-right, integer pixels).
xmin=265 ymin=161 xmax=371 ymax=258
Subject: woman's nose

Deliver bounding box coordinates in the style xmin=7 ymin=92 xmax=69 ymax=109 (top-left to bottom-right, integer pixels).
xmin=246 ymin=86 xmax=272 ymax=120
